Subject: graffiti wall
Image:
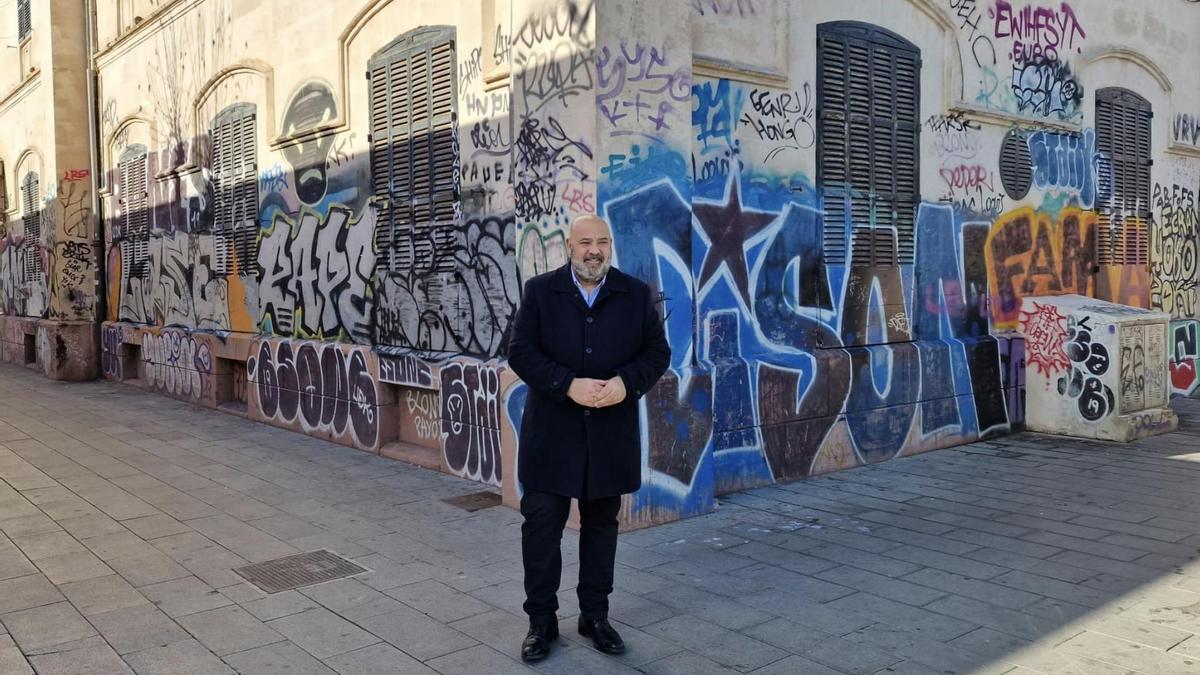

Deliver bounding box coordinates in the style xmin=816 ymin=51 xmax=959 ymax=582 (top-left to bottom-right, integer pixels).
xmin=88 ymin=0 xmax=1200 ymax=526
xmin=246 ymin=338 xmax=381 ymax=450
xmin=955 ymin=0 xmax=1087 ymax=122
xmin=0 ymin=172 xmax=96 ymax=322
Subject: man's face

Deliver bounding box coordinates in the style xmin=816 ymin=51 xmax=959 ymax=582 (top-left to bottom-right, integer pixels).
xmin=568 ymin=218 xmax=612 ymax=284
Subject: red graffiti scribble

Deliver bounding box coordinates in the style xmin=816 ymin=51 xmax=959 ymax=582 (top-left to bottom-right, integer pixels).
xmin=939 ymin=164 xmax=994 ymax=194
xmin=560 ymin=184 xmax=595 ymax=213
xmin=62 ymin=169 xmax=90 ymax=182
xmin=1020 ymin=301 xmax=1070 ymax=378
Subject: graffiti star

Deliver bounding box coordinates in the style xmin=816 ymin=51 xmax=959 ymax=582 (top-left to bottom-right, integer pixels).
xmin=694 ymin=176 xmax=776 ymax=309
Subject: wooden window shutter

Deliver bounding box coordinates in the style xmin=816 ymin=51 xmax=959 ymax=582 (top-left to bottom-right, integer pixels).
xmin=1096 ymin=88 xmax=1151 ymax=265
xmin=818 ymin=22 xmax=921 ymax=266
xmin=20 ymin=172 xmax=41 ymax=283
xmin=369 ymin=27 xmax=458 ymax=276
xmin=116 ymin=150 xmax=150 ymax=279
xmin=17 ymin=0 xmax=30 ymax=41
xmin=211 ymin=103 xmax=259 ymax=276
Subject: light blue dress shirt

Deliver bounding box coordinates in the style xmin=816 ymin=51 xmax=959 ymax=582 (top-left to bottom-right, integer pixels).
xmin=571 ymin=267 xmax=607 ymax=308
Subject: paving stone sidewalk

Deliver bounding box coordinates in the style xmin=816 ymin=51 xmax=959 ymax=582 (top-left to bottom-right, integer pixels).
xmin=2 ymin=364 xmax=1200 ymax=674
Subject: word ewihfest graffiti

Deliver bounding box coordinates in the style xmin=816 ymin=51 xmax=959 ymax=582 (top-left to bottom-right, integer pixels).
xmin=991 ymin=0 xmax=1086 ymax=65
xmin=967 ymin=1 xmax=1086 ymax=120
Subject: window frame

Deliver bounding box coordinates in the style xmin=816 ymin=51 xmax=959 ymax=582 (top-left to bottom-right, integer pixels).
xmin=209 ymin=102 xmax=260 ymax=277
xmin=816 ymin=20 xmax=922 ymax=267
xmin=115 ymin=145 xmax=150 ymax=284
xmin=1095 ymin=87 xmax=1152 ymax=266
xmin=20 ymin=171 xmax=41 ymax=283
xmin=367 ymin=25 xmax=459 ymax=277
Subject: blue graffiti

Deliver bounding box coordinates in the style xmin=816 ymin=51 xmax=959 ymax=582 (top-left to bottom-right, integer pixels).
xmin=1027 ymin=128 xmax=1096 ymax=208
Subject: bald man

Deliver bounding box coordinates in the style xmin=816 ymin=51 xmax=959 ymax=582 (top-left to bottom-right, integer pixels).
xmin=507 ymin=214 xmax=671 ymax=661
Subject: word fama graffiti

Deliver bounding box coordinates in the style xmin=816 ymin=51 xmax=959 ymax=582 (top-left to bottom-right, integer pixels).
xmin=985 ymin=207 xmax=1095 ymax=329
xmin=247 ymin=340 xmax=379 ymax=448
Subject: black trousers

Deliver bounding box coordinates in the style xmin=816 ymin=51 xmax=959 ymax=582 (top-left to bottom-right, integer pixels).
xmin=521 ymin=489 xmax=621 ymax=626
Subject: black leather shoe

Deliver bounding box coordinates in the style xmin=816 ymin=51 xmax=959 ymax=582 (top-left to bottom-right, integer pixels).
xmin=578 ymin=616 xmax=626 ymax=655
xmin=521 ymin=622 xmax=558 ymax=662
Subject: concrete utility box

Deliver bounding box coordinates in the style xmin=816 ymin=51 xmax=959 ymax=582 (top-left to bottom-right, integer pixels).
xmin=1018 ymin=295 xmax=1177 ymax=442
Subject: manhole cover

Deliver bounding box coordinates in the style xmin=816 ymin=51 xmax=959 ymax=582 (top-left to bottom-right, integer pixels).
xmin=442 ymin=490 xmax=502 ymax=512
xmin=233 ymin=550 xmax=367 ymax=594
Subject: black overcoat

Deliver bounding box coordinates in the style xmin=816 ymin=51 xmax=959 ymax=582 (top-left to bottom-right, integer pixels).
xmin=507 ymin=264 xmax=671 ymax=499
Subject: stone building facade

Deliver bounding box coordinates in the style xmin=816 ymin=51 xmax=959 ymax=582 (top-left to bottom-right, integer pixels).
xmin=3 ymin=0 xmax=1200 ymax=526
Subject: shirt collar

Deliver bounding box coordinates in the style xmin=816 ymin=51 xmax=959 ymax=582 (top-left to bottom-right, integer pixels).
xmin=570 ymin=266 xmax=607 ymax=293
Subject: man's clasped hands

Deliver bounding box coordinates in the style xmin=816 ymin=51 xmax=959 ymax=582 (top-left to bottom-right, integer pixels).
xmin=567 ymin=376 xmax=627 ymax=408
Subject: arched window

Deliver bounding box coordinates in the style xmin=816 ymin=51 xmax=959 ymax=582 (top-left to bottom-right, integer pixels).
xmin=20 ymin=171 xmax=41 ymax=283
xmin=116 ymin=145 xmax=150 ymax=289
xmin=211 ymin=102 xmax=259 ymax=276
xmin=368 ymin=26 xmax=458 ymax=277
xmin=1095 ymin=88 xmax=1152 ymax=265
xmin=818 ymin=21 xmax=920 ymax=266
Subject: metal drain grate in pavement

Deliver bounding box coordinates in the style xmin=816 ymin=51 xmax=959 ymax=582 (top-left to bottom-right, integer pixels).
xmin=442 ymin=490 xmax=503 ymax=512
xmin=233 ymin=550 xmax=367 ymax=593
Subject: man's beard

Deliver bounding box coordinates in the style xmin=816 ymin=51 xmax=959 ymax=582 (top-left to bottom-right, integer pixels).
xmin=572 ymin=255 xmax=610 ymax=284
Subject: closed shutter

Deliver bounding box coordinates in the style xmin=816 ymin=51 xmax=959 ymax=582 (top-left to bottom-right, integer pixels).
xmin=1096 ymin=88 xmax=1152 ymax=265
xmin=20 ymin=173 xmax=41 ymax=283
xmin=17 ymin=0 xmax=30 ymax=41
xmin=116 ymin=151 xmax=150 ymax=280
xmin=818 ymin=22 xmax=920 ymax=266
xmin=211 ymin=103 xmax=259 ymax=276
xmin=369 ymin=28 xmax=458 ymax=275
